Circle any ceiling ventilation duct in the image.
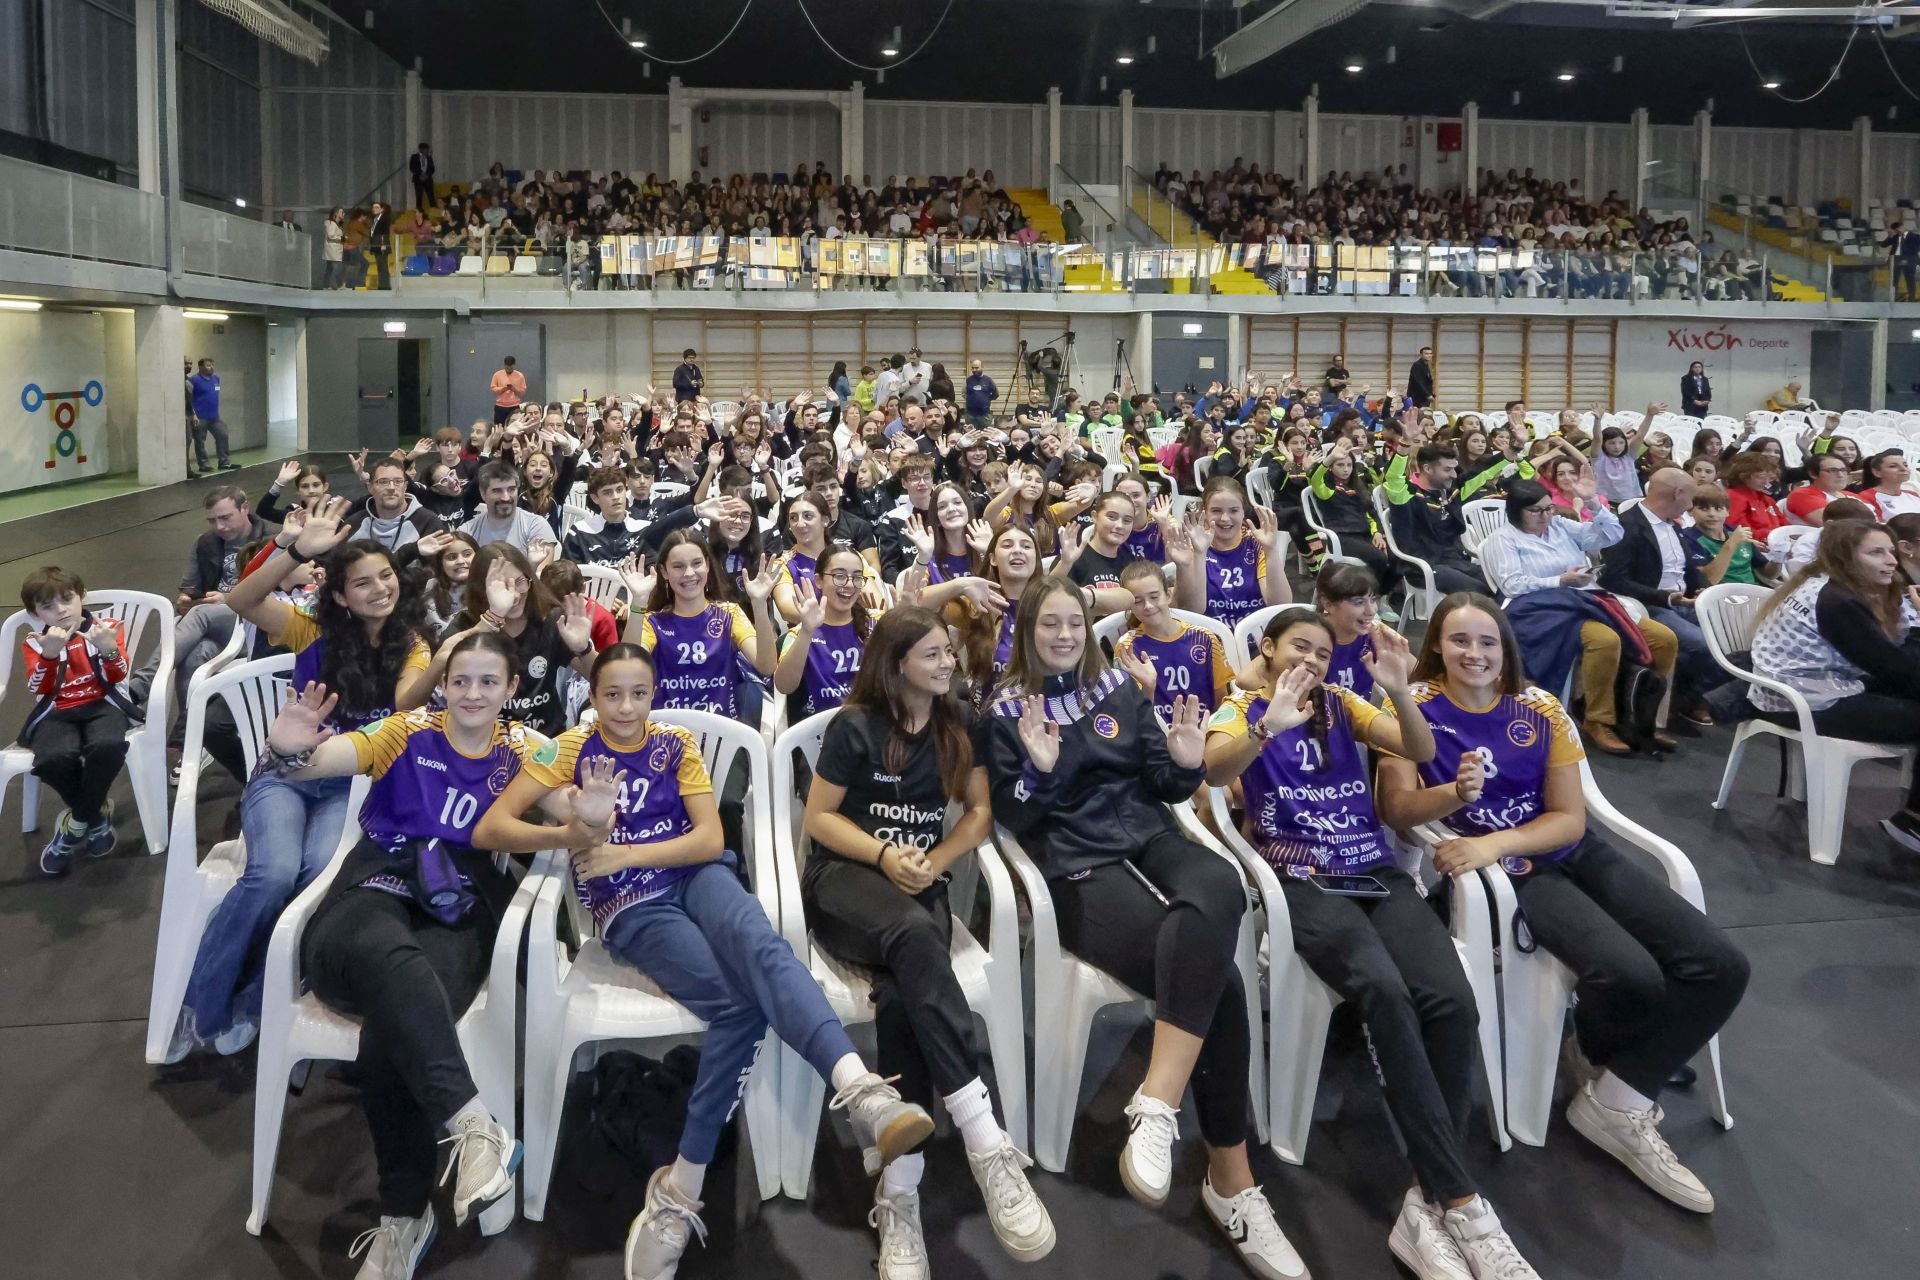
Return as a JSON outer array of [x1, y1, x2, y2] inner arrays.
[[198, 0, 330, 65]]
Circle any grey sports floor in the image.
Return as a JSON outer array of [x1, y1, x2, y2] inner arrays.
[[2, 460, 1915, 1279]]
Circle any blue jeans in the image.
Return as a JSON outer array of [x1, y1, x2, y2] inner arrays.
[[602, 859, 855, 1164], [1649, 603, 1728, 694], [181, 771, 354, 1036]]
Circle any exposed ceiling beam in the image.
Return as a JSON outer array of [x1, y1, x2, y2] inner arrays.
[[1211, 0, 1373, 77], [1469, 0, 1523, 17]]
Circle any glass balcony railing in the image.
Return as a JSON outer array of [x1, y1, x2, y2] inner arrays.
[[0, 154, 163, 268]]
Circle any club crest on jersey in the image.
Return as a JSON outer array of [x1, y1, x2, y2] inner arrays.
[[527, 655, 549, 680], [1189, 639, 1210, 664], [1092, 713, 1120, 739], [487, 764, 515, 795], [649, 743, 673, 774], [706, 612, 728, 639], [1506, 719, 1538, 748]]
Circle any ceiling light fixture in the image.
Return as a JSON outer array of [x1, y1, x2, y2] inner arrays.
[[881, 46, 899, 56], [234, 197, 248, 207], [0, 299, 44, 311], [1557, 72, 1575, 82], [1117, 55, 1135, 65], [1762, 80, 1780, 89], [384, 321, 407, 336], [183, 310, 229, 321], [1345, 62, 1362, 73], [630, 39, 645, 48]]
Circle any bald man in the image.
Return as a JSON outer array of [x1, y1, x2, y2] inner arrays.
[[1600, 466, 1721, 726]]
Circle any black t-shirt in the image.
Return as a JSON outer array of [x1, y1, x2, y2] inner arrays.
[[827, 509, 878, 553], [1067, 546, 1128, 591], [812, 706, 957, 859], [502, 615, 580, 738]]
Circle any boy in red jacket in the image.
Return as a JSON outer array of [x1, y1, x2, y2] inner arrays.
[[20, 566, 134, 875]]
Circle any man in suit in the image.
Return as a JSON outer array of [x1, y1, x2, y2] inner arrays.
[[1680, 361, 1711, 417], [408, 143, 435, 211], [367, 200, 392, 289], [1408, 345, 1434, 407], [1891, 220, 1920, 301], [1598, 466, 1719, 724]]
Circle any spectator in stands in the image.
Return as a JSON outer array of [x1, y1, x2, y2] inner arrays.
[[562, 465, 649, 565], [1859, 449, 1920, 520], [1383, 443, 1493, 596], [1408, 345, 1434, 408], [1749, 521, 1920, 850], [986, 578, 1304, 1280], [1890, 220, 1920, 301], [461, 459, 554, 553], [347, 457, 446, 551], [1308, 440, 1397, 598], [1480, 475, 1677, 755], [408, 142, 435, 211], [901, 348, 934, 405], [257, 459, 329, 524], [18, 566, 133, 876], [1766, 380, 1813, 413], [187, 358, 238, 473], [1682, 486, 1764, 586], [1598, 468, 1720, 724], [489, 356, 525, 426], [1680, 361, 1712, 417], [1787, 451, 1856, 525], [962, 359, 998, 432], [367, 200, 393, 289], [322, 207, 345, 289], [1719, 451, 1787, 542], [672, 348, 704, 403]]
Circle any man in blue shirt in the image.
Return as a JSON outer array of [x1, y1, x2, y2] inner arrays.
[[187, 358, 238, 472], [963, 359, 997, 432]]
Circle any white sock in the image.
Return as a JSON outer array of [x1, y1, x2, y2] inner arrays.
[[830, 1053, 869, 1094], [667, 1156, 706, 1201], [447, 1095, 490, 1133], [1594, 1069, 1656, 1114], [942, 1077, 1002, 1156], [880, 1152, 924, 1197]]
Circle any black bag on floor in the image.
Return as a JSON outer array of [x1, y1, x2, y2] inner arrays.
[[571, 1045, 731, 1197], [1612, 661, 1668, 754]]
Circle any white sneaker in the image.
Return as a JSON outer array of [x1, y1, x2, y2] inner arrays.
[[1566, 1079, 1715, 1213], [626, 1165, 708, 1280], [348, 1207, 436, 1280], [1201, 1177, 1310, 1279], [828, 1073, 935, 1171], [213, 1015, 258, 1057], [1388, 1188, 1472, 1280], [869, 1187, 931, 1280], [436, 1109, 520, 1226], [967, 1136, 1056, 1261], [1119, 1091, 1179, 1207], [1440, 1197, 1541, 1280]]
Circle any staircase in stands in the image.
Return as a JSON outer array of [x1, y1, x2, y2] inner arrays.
[[1006, 188, 1124, 292], [1125, 188, 1271, 295]]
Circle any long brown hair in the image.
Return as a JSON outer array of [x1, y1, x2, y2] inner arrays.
[[1758, 520, 1903, 637], [1413, 591, 1528, 696], [646, 528, 733, 613], [449, 542, 556, 631], [843, 606, 972, 798], [956, 525, 1037, 679], [996, 575, 1106, 697]]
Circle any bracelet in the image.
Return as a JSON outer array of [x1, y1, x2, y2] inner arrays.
[[480, 611, 505, 631], [1248, 719, 1274, 743], [285, 546, 315, 566], [267, 744, 317, 775], [874, 842, 895, 868]]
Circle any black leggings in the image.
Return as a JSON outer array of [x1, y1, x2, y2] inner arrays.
[[1336, 539, 1403, 596], [1049, 831, 1251, 1148], [803, 856, 978, 1106], [1760, 689, 1920, 808], [1514, 838, 1748, 1100], [303, 886, 493, 1217], [28, 701, 129, 825], [1283, 867, 1478, 1202]]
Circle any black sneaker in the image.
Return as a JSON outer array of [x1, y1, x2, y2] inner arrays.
[[1881, 811, 1920, 854], [86, 799, 117, 857], [40, 814, 82, 877]]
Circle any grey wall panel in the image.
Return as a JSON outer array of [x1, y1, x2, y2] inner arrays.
[[0, 0, 34, 139], [1591, 124, 1635, 200], [863, 100, 1040, 187], [428, 92, 668, 181], [1481, 119, 1587, 190], [178, 60, 260, 204], [1320, 113, 1405, 179], [1060, 105, 1115, 185], [266, 87, 404, 210], [177, 0, 256, 80], [1712, 126, 1795, 202], [1134, 108, 1271, 181], [43, 0, 139, 170], [695, 102, 838, 178]]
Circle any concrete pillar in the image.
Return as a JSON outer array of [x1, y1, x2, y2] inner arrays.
[[259, 41, 275, 212], [1854, 115, 1873, 214], [1583, 125, 1597, 200], [405, 68, 424, 169], [841, 80, 864, 181], [1047, 86, 1062, 200], [1130, 312, 1153, 395], [1118, 89, 1135, 184], [1869, 317, 1888, 412], [1270, 110, 1287, 181], [1631, 107, 1650, 210], [135, 304, 189, 487], [134, 0, 166, 196], [1304, 92, 1321, 187], [1695, 107, 1713, 231], [1463, 101, 1479, 198], [667, 77, 692, 177]]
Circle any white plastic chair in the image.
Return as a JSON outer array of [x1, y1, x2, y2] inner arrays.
[[144, 654, 295, 1064], [1372, 487, 1440, 628], [1300, 489, 1344, 560], [1198, 790, 1508, 1163], [1245, 464, 1276, 511], [0, 590, 175, 855], [1147, 426, 1179, 451], [1193, 456, 1214, 491], [769, 712, 1028, 1197], [1696, 582, 1912, 865], [1461, 499, 1506, 559], [993, 817, 1268, 1174], [563, 481, 592, 520], [576, 562, 629, 610], [1232, 604, 1290, 667], [518, 709, 784, 1217], [248, 777, 532, 1236], [1478, 758, 1732, 1145], [1095, 607, 1237, 672]]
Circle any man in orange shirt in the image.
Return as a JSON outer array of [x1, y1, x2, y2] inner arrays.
[[490, 355, 526, 425]]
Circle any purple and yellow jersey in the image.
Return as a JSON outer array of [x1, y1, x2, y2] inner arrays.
[[1204, 533, 1268, 627], [777, 618, 867, 717], [1114, 621, 1234, 720], [632, 603, 756, 716], [348, 709, 544, 847]]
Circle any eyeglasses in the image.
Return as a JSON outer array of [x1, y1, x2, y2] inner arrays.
[[821, 570, 863, 586]]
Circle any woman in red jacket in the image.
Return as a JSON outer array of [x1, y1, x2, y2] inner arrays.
[[1719, 451, 1787, 542]]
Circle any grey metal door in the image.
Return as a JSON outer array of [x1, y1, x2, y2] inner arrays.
[[450, 320, 546, 432], [357, 338, 399, 450]]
